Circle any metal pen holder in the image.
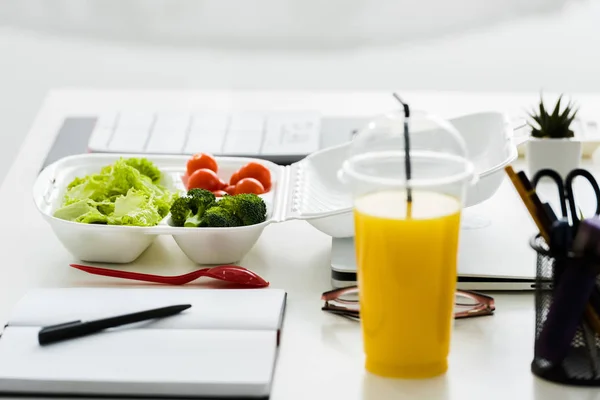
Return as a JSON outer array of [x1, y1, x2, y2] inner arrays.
[[530, 234, 600, 386]]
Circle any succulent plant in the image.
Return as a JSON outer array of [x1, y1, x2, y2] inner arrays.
[[528, 95, 579, 139]]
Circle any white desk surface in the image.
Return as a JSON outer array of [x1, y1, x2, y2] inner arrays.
[[4, 89, 600, 400]]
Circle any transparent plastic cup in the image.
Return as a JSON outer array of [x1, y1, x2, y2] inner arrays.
[[339, 108, 476, 379]]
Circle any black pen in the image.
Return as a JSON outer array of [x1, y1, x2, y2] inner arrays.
[[38, 304, 191, 345]]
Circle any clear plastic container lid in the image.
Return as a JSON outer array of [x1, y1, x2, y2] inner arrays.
[[340, 108, 476, 197]]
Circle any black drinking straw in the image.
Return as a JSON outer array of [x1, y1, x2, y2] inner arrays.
[[392, 93, 412, 203]]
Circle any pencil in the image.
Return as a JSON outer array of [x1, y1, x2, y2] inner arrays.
[[505, 166, 550, 242], [517, 171, 553, 234]]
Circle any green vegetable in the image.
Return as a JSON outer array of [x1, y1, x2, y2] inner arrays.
[[107, 189, 163, 226], [170, 197, 194, 227], [53, 199, 109, 224], [124, 158, 162, 183], [174, 189, 216, 227], [169, 189, 266, 228], [53, 158, 174, 226], [217, 193, 267, 226], [202, 207, 242, 228], [183, 213, 204, 228], [187, 189, 217, 215]]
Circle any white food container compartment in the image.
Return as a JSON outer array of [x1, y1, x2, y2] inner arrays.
[[33, 154, 283, 264], [168, 221, 272, 265], [33, 155, 168, 263], [154, 157, 283, 264]]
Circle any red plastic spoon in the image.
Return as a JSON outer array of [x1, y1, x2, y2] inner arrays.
[[70, 264, 269, 288]]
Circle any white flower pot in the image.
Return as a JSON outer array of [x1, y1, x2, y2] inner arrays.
[[525, 138, 582, 179]]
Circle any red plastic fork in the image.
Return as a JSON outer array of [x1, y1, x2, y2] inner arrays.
[[70, 264, 269, 288]]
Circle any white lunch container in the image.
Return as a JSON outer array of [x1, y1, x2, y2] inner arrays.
[[33, 111, 518, 264], [33, 155, 284, 264]]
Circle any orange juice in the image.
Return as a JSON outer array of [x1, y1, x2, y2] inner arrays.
[[354, 189, 462, 378]]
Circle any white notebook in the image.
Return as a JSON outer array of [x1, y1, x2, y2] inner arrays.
[[0, 287, 287, 398]]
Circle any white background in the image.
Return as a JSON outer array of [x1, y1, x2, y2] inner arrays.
[[0, 0, 598, 180]]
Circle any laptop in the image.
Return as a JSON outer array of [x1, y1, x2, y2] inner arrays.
[[42, 111, 368, 168]]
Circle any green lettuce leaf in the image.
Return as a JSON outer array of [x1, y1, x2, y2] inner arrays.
[[53, 158, 174, 226], [108, 208, 162, 227], [53, 200, 109, 224], [109, 189, 162, 226], [124, 158, 162, 183]]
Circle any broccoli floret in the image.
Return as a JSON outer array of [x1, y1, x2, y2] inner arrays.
[[187, 188, 210, 198], [169, 197, 193, 227], [187, 188, 216, 214], [217, 193, 267, 226], [183, 212, 204, 227], [171, 191, 266, 228], [202, 207, 243, 227], [181, 189, 217, 227]]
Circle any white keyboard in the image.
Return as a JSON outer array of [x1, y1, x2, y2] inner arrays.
[[88, 111, 322, 157]]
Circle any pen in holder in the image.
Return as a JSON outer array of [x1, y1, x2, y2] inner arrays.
[[530, 234, 600, 385]]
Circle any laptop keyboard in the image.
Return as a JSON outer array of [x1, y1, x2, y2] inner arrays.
[[88, 111, 322, 156]]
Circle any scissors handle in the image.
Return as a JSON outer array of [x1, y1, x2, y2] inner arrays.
[[532, 169, 569, 218], [565, 168, 600, 227]]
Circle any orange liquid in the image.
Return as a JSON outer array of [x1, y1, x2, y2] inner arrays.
[[354, 189, 461, 378]]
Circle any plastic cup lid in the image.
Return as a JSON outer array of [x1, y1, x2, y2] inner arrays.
[[340, 109, 476, 188]]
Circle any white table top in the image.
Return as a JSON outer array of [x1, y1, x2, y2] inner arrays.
[[4, 89, 600, 399]]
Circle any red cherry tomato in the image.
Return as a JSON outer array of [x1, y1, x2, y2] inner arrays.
[[188, 168, 221, 191], [235, 177, 265, 195], [181, 172, 189, 189], [229, 171, 241, 186], [224, 185, 236, 195], [238, 162, 272, 191], [213, 190, 228, 197], [187, 153, 218, 176], [218, 178, 228, 189]]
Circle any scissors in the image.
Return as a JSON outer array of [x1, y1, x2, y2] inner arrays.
[[531, 168, 600, 232]]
